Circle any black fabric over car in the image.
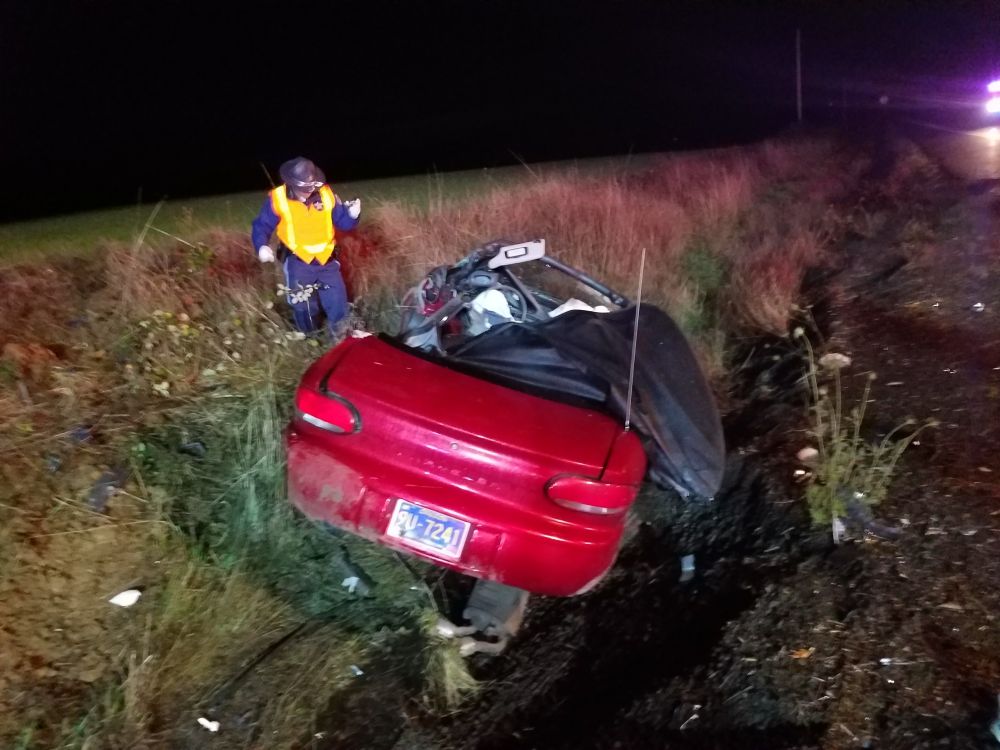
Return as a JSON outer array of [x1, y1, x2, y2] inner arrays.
[[446, 305, 726, 500]]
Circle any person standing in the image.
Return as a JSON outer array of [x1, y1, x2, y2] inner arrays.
[[251, 156, 361, 335]]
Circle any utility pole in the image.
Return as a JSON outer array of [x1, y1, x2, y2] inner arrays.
[[796, 28, 803, 124]]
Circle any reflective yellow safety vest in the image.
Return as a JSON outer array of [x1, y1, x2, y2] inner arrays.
[[270, 184, 338, 265]]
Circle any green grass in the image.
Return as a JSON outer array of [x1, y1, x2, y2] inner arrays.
[[132, 367, 428, 623], [0, 155, 656, 263]]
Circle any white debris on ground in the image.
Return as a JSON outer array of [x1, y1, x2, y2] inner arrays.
[[197, 717, 220, 732], [341, 576, 360, 594], [679, 554, 696, 583], [832, 517, 847, 545], [108, 589, 142, 608], [434, 618, 477, 639]]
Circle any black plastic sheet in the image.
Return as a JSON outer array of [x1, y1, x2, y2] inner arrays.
[[447, 306, 726, 499]]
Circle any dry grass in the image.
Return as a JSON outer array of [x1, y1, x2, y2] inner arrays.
[[122, 559, 299, 736], [420, 611, 481, 711], [355, 137, 856, 349]]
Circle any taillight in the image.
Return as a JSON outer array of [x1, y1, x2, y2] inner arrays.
[[545, 475, 638, 515], [294, 388, 360, 434]]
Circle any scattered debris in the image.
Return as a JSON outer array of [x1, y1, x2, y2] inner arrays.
[[178, 441, 207, 458], [937, 602, 964, 611], [88, 467, 128, 512], [972, 302, 985, 312], [197, 717, 220, 733], [333, 548, 374, 597], [679, 708, 701, 730], [819, 352, 852, 370], [979, 466, 993, 473], [679, 554, 696, 583], [350, 329, 373, 338], [878, 657, 918, 667], [886, 381, 904, 387], [843, 492, 902, 539], [790, 647, 815, 659], [435, 618, 477, 639], [109, 589, 142, 608], [349, 665, 364, 677], [832, 517, 847, 545], [457, 636, 508, 657]]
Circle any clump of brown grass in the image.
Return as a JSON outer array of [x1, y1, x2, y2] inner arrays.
[[728, 228, 825, 335], [420, 610, 481, 712]]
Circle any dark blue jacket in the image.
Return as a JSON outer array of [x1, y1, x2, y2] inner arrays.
[[251, 189, 360, 252]]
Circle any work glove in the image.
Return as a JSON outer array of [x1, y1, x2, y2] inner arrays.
[[345, 198, 361, 220], [257, 245, 275, 263]]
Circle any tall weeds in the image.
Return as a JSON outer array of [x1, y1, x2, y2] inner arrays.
[[798, 333, 933, 526], [354, 137, 854, 352]]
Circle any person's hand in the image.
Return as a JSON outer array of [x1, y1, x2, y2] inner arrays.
[[257, 245, 275, 263], [345, 198, 361, 220]]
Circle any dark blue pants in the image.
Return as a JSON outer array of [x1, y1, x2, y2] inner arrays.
[[282, 254, 349, 335]]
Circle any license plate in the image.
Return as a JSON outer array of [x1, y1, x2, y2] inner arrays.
[[386, 499, 471, 560]]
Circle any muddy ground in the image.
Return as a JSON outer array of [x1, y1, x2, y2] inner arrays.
[[319, 139, 1000, 750], [2, 135, 999, 749]]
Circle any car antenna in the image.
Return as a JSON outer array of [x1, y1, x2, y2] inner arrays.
[[624, 247, 645, 432]]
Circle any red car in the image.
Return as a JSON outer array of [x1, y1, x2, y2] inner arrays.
[[286, 240, 724, 643]]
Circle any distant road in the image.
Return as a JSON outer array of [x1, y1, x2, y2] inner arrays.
[[906, 115, 1000, 182]]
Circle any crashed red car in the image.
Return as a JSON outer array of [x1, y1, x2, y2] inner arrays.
[[286, 240, 724, 636]]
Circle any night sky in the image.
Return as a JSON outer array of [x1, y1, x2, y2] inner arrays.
[[2, 1, 998, 221]]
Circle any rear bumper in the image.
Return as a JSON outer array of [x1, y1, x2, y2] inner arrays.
[[286, 427, 625, 596]]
